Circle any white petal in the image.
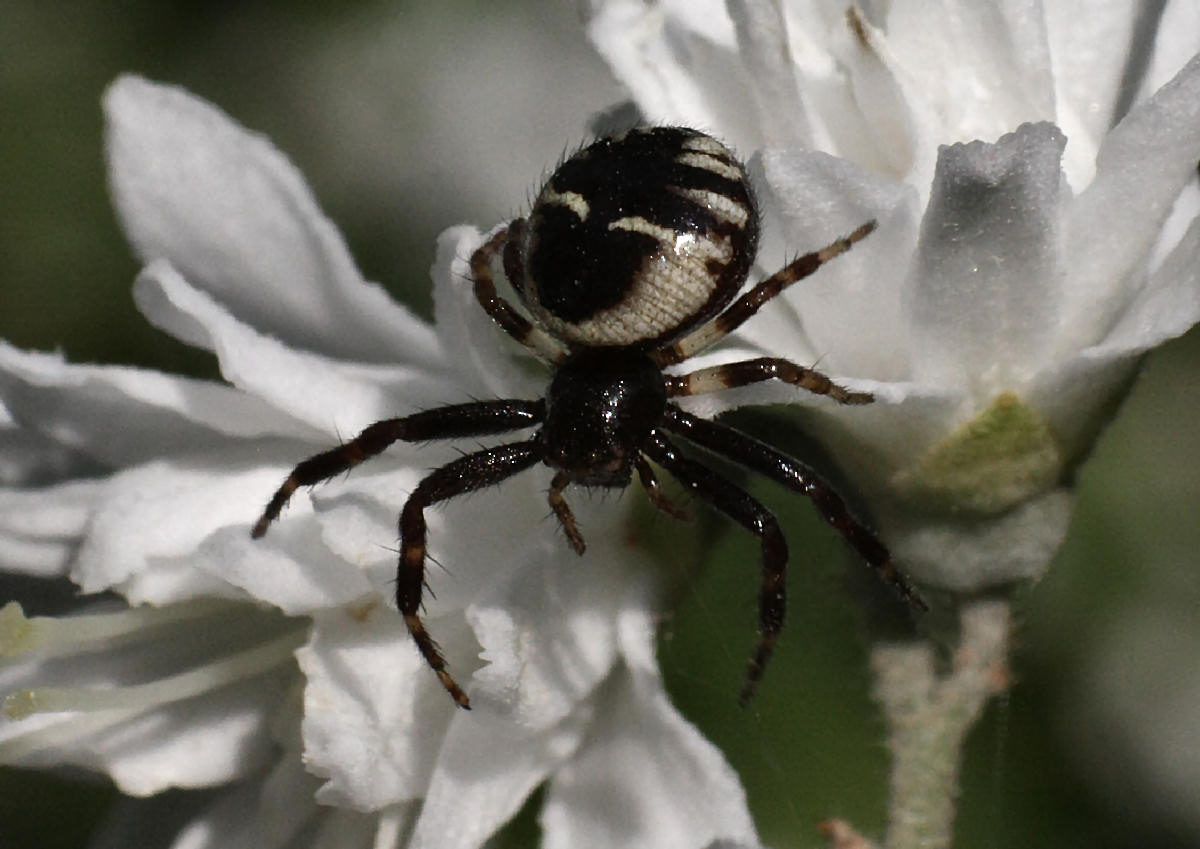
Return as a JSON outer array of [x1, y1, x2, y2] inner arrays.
[[541, 603, 757, 849], [1060, 52, 1200, 355], [883, 0, 1056, 145], [904, 122, 1068, 393], [135, 262, 451, 436], [1029, 216, 1200, 458], [826, 8, 923, 179], [466, 508, 642, 726], [103, 75, 441, 368], [298, 609, 452, 810], [409, 707, 590, 849], [1044, 2, 1137, 169], [165, 756, 324, 849], [726, 0, 812, 145], [0, 341, 304, 469], [1135, 2, 1200, 105], [103, 679, 283, 796], [585, 0, 768, 156], [71, 463, 283, 604], [196, 522, 374, 616], [0, 616, 294, 796], [1099, 214, 1200, 355], [754, 147, 923, 380], [0, 481, 97, 577]]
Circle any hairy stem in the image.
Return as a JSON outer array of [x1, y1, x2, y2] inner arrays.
[[879, 599, 1011, 848], [822, 599, 1012, 849]]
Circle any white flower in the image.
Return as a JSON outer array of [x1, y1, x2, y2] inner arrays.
[[0, 76, 758, 849], [586, 0, 1200, 590]]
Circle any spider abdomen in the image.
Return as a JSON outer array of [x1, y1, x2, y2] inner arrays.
[[507, 127, 760, 349]]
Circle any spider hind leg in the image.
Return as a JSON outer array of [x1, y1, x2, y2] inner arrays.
[[398, 440, 543, 709], [642, 433, 788, 706]]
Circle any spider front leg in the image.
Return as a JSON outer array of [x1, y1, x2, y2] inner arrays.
[[665, 357, 873, 405], [399, 441, 543, 708], [642, 433, 788, 706], [635, 455, 690, 521], [663, 406, 926, 611], [653, 220, 876, 366], [251, 399, 544, 538], [548, 471, 586, 554], [471, 223, 567, 364]]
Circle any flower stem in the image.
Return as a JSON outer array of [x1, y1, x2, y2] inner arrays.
[[870, 599, 1011, 849]]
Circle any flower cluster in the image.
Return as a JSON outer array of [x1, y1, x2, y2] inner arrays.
[[588, 0, 1200, 590]]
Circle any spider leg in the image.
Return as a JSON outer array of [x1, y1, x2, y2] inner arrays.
[[662, 405, 926, 611], [252, 399, 544, 538], [635, 455, 690, 521], [471, 223, 568, 364], [665, 356, 873, 405], [400, 440, 543, 708], [548, 471, 586, 554], [652, 220, 876, 366], [642, 433, 788, 706]]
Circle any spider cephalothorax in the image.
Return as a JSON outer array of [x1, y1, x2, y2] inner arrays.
[[253, 126, 924, 709]]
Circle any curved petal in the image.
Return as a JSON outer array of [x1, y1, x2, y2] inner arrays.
[[1061, 52, 1200, 354], [1045, 2, 1137, 167], [104, 75, 441, 368], [0, 481, 98, 577], [883, 0, 1056, 147], [0, 341, 304, 470], [298, 609, 451, 811], [135, 261, 452, 436], [585, 0, 769, 157], [0, 605, 297, 796], [71, 463, 285, 604], [409, 707, 590, 849], [541, 601, 758, 849], [755, 147, 923, 380]]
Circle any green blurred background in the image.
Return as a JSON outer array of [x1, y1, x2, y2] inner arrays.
[[2, 2, 1199, 847]]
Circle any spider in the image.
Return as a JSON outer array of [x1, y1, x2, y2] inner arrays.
[[252, 126, 925, 709]]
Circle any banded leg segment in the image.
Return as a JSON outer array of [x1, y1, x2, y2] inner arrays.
[[399, 440, 543, 708], [548, 471, 586, 554], [653, 220, 876, 366], [471, 223, 567, 364], [642, 433, 788, 706], [663, 405, 926, 611], [635, 455, 690, 521], [252, 399, 544, 538], [665, 357, 873, 404]]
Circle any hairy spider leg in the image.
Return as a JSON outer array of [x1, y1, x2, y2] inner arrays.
[[634, 455, 690, 521], [251, 400, 545, 538], [663, 406, 926, 612], [547, 471, 586, 554], [652, 220, 877, 366], [642, 433, 788, 707], [664, 356, 873, 405], [471, 223, 568, 363], [399, 441, 543, 709]]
